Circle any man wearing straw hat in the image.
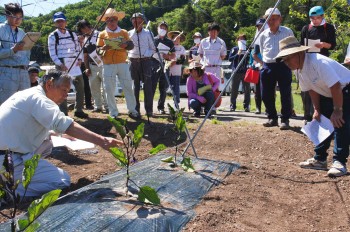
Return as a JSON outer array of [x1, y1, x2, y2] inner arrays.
[[128, 12, 157, 117], [96, 8, 139, 119], [275, 36, 350, 177], [253, 8, 294, 130]]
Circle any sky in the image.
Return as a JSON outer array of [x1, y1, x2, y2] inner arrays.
[[1, 0, 84, 17]]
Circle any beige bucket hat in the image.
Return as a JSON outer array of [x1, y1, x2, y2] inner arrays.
[[275, 36, 310, 62]]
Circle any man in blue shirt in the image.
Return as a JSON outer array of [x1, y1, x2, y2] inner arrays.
[[0, 3, 30, 105]]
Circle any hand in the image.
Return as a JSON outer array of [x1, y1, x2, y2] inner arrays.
[[344, 57, 350, 65], [60, 64, 68, 71], [85, 68, 91, 76], [12, 41, 25, 53], [162, 53, 169, 60], [330, 109, 345, 128], [119, 43, 127, 49], [315, 43, 323, 49], [101, 137, 123, 151], [312, 109, 321, 122]]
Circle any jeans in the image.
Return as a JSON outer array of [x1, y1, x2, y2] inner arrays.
[[89, 64, 107, 110], [230, 72, 250, 109], [170, 75, 180, 105], [189, 91, 215, 115], [314, 86, 350, 164], [255, 79, 262, 111], [102, 63, 137, 117], [260, 62, 292, 121]]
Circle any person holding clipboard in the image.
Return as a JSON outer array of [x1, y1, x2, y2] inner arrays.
[[0, 3, 30, 105]]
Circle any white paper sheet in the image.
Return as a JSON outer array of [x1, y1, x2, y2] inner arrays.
[[51, 136, 95, 151], [153, 43, 170, 61], [301, 115, 334, 146], [88, 50, 103, 67], [64, 57, 82, 77], [305, 38, 321, 53]]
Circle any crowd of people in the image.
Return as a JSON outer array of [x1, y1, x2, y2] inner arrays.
[[0, 2, 349, 199]]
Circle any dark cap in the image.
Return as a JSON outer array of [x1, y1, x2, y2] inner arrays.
[[131, 12, 145, 21], [256, 18, 266, 26], [28, 66, 40, 73], [158, 21, 168, 29]]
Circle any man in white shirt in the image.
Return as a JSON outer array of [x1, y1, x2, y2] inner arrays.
[[275, 36, 350, 177], [128, 12, 156, 117], [0, 70, 122, 197], [48, 12, 87, 118]]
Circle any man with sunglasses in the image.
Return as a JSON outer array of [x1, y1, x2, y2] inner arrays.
[[0, 3, 30, 105], [96, 8, 139, 119]]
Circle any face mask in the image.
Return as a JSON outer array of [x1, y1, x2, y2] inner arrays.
[[158, 28, 167, 37], [194, 38, 201, 44]]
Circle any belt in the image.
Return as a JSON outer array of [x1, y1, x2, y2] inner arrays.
[[206, 65, 220, 67], [0, 65, 28, 70], [129, 57, 153, 62], [90, 62, 97, 66]]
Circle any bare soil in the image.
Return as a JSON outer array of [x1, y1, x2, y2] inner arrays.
[[2, 104, 350, 231]]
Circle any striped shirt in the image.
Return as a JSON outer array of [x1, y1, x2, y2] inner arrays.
[[0, 22, 30, 66], [128, 28, 156, 58], [48, 29, 82, 66], [257, 26, 294, 63]]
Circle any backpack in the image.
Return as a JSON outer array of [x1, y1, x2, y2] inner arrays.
[[53, 30, 76, 55]]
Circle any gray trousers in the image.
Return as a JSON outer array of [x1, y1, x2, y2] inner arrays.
[[230, 72, 250, 109]]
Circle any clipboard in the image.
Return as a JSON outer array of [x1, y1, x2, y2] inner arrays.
[[21, 32, 41, 50]]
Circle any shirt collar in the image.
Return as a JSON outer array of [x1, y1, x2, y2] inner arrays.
[[106, 26, 121, 33]]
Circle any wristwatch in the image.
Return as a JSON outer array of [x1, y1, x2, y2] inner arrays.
[[333, 106, 343, 111]]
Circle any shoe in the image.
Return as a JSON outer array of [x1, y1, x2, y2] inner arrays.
[[244, 108, 250, 112], [158, 109, 166, 114], [255, 110, 261, 114], [92, 108, 102, 113], [327, 161, 347, 177], [263, 119, 278, 127], [280, 120, 290, 130], [128, 112, 141, 120], [192, 112, 200, 117], [146, 112, 153, 118], [299, 158, 327, 170], [74, 111, 89, 119], [230, 105, 235, 112], [86, 105, 94, 110], [211, 110, 217, 115], [291, 110, 298, 119], [104, 109, 109, 114]]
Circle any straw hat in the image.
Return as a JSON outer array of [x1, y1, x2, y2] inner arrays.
[[96, 8, 125, 22], [188, 61, 203, 70], [275, 36, 310, 62], [167, 31, 186, 42]]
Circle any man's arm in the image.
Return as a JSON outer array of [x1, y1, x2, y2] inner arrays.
[[329, 82, 344, 128], [65, 121, 123, 150]]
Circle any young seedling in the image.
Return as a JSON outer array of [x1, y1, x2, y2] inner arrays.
[[150, 104, 194, 172], [0, 152, 61, 232], [107, 116, 160, 205]]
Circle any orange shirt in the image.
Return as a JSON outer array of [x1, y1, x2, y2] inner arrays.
[[97, 29, 130, 64]]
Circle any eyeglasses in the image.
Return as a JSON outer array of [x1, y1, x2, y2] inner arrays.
[[7, 14, 23, 21], [106, 18, 118, 23]]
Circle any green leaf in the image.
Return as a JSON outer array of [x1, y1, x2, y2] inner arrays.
[[18, 219, 29, 230], [133, 123, 144, 148], [175, 110, 186, 133], [22, 154, 41, 189], [107, 116, 126, 139], [24, 222, 40, 232], [27, 189, 61, 224], [109, 147, 128, 166], [161, 156, 174, 163], [137, 186, 160, 205], [149, 144, 167, 155], [167, 103, 176, 120], [0, 189, 5, 199], [181, 157, 195, 172]]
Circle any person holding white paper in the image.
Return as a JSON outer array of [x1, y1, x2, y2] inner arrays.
[[275, 36, 350, 177], [300, 6, 336, 124], [48, 12, 87, 118], [0, 70, 122, 198], [0, 3, 30, 105]]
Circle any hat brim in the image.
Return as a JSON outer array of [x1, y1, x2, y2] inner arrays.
[[275, 46, 310, 62], [97, 12, 125, 22], [54, 18, 66, 22], [168, 32, 185, 42]]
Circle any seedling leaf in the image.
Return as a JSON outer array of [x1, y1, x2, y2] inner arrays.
[[18, 219, 29, 230], [161, 156, 174, 163], [149, 144, 167, 155], [22, 154, 41, 189], [107, 116, 126, 139], [138, 186, 160, 205], [133, 123, 144, 148], [110, 147, 128, 166], [23, 222, 40, 232], [167, 103, 176, 120], [175, 111, 186, 133], [181, 157, 195, 172]]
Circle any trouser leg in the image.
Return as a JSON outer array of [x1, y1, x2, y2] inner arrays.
[[73, 75, 85, 112], [261, 65, 277, 120], [102, 64, 119, 117], [116, 63, 137, 114]]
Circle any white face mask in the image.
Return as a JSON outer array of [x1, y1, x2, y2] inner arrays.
[[158, 28, 167, 37], [194, 38, 201, 44]]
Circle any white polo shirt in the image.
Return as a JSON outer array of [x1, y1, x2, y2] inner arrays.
[[0, 86, 73, 153], [198, 36, 227, 66], [296, 53, 350, 98]]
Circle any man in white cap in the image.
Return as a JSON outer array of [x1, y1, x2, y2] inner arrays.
[[275, 36, 350, 177], [189, 32, 202, 62], [253, 8, 294, 130]]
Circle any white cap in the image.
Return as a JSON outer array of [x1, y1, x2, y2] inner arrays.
[[264, 7, 281, 17]]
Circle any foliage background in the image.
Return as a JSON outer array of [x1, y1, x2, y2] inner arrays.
[[12, 0, 350, 63]]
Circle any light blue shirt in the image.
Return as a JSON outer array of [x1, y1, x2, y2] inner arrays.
[[257, 26, 294, 63], [128, 28, 156, 58], [198, 36, 227, 66], [0, 22, 30, 66]]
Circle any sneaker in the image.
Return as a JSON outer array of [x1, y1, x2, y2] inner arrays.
[[104, 109, 109, 114], [263, 119, 278, 127], [211, 110, 217, 115], [158, 109, 166, 114], [255, 110, 261, 114], [280, 120, 290, 130], [92, 108, 102, 113], [86, 105, 94, 110], [244, 108, 250, 112], [327, 161, 347, 177], [230, 105, 236, 112], [74, 111, 89, 119], [299, 158, 327, 170], [128, 112, 141, 120], [192, 112, 200, 117]]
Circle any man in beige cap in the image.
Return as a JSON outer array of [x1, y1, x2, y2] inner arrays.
[[275, 36, 350, 177], [96, 8, 139, 119], [253, 8, 294, 129]]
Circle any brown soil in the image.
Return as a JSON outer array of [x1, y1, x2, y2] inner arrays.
[[2, 108, 350, 231]]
